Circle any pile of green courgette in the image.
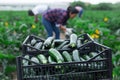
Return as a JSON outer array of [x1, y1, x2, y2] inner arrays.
[[26, 33, 90, 51], [23, 33, 103, 65], [23, 48, 102, 65], [22, 48, 103, 77]]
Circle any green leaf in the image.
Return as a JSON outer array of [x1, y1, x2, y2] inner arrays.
[[5, 65, 16, 74]]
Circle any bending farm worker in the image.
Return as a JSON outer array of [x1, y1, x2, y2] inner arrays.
[[42, 6, 81, 39], [75, 6, 83, 18], [28, 5, 50, 23]]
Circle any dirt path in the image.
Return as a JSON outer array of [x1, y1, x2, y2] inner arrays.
[[12, 72, 17, 80]]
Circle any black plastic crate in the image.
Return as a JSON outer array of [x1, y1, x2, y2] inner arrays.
[[77, 33, 94, 44], [17, 42, 112, 80], [22, 33, 94, 54], [22, 34, 45, 54]]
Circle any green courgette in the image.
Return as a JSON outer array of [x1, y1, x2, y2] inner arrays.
[[72, 49, 81, 62], [31, 38, 36, 46], [26, 44, 31, 51], [23, 55, 29, 66], [49, 48, 64, 63], [62, 51, 72, 62], [61, 44, 70, 50], [34, 42, 43, 50], [80, 57, 85, 61], [89, 52, 102, 60], [57, 40, 69, 49], [69, 33, 77, 48], [82, 55, 91, 60], [31, 57, 39, 65], [54, 39, 64, 47], [48, 56, 56, 64], [43, 37, 54, 49], [37, 54, 47, 64], [77, 38, 82, 48]]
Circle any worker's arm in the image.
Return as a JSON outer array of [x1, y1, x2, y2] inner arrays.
[[60, 25, 66, 32], [34, 14, 39, 23]]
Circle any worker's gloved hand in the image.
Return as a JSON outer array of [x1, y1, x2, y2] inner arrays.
[[65, 28, 75, 35], [65, 28, 75, 39], [59, 25, 66, 32]]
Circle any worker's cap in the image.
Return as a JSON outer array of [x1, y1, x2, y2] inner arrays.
[[28, 10, 34, 16]]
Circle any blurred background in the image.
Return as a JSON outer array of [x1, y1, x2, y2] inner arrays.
[[0, 0, 120, 80]]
